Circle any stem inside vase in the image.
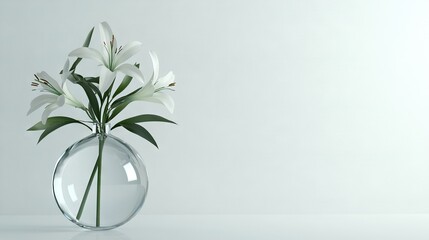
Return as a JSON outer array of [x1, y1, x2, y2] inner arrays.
[[75, 128, 106, 227], [96, 136, 105, 226]]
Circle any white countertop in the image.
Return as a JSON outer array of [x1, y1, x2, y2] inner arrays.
[[1, 214, 429, 240]]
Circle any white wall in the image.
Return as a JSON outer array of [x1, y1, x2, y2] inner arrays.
[[1, 0, 429, 215]]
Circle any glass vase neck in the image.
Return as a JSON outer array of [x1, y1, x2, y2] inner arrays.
[[92, 123, 111, 135]]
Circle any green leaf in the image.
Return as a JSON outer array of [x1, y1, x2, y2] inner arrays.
[[108, 102, 129, 122], [74, 75, 101, 121], [73, 74, 102, 99], [85, 77, 99, 84], [112, 63, 140, 99], [103, 80, 115, 102], [112, 75, 132, 99], [119, 123, 158, 148], [87, 103, 97, 120], [86, 81, 102, 99], [27, 117, 91, 143], [110, 87, 141, 109], [27, 121, 48, 131], [70, 27, 95, 71], [108, 87, 143, 121], [112, 114, 176, 129], [82, 27, 95, 47]]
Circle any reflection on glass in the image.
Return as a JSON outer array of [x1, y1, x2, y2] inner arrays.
[[67, 184, 78, 202], [54, 179, 65, 206], [53, 133, 148, 230], [123, 162, 137, 182]]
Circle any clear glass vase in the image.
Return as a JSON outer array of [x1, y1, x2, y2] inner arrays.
[[52, 123, 149, 230]]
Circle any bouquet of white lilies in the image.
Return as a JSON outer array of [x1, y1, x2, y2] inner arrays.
[[27, 22, 176, 228], [27, 21, 176, 146]]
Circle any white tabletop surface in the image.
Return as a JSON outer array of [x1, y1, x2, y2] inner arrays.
[[1, 214, 429, 240]]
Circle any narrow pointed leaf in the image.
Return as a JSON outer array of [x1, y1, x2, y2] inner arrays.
[[112, 63, 140, 99], [82, 27, 95, 48], [27, 116, 90, 143], [112, 114, 176, 129], [88, 104, 97, 120], [103, 80, 115, 101], [112, 75, 132, 99], [28, 121, 48, 131], [70, 56, 83, 72], [70, 27, 95, 71], [86, 81, 102, 99], [75, 76, 101, 121], [85, 77, 99, 83], [108, 102, 129, 122], [110, 87, 141, 108], [119, 123, 158, 148]]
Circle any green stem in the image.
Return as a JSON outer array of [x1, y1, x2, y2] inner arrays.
[[75, 127, 106, 227], [77, 76, 108, 226], [76, 160, 98, 220], [96, 135, 105, 227]]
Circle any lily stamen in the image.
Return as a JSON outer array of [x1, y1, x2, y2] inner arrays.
[[117, 46, 123, 54], [110, 35, 115, 49], [103, 44, 110, 55]]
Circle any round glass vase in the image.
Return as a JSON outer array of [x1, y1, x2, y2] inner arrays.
[[52, 123, 149, 230]]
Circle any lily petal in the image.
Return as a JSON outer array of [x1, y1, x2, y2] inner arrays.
[[63, 81, 85, 109], [61, 59, 71, 83], [38, 71, 63, 94], [148, 92, 175, 113], [99, 67, 116, 93], [154, 71, 175, 90], [133, 83, 155, 100], [41, 95, 65, 124], [114, 41, 142, 67], [126, 83, 155, 107], [69, 47, 107, 66], [99, 21, 114, 47], [149, 51, 159, 83], [27, 94, 57, 115], [116, 63, 144, 83], [128, 84, 174, 113], [99, 21, 115, 62]]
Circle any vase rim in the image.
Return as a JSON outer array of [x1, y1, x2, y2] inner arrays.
[[91, 122, 111, 135]]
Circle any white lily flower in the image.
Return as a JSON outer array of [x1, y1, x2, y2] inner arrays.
[[128, 51, 175, 113], [68, 22, 144, 93], [59, 59, 85, 108], [28, 60, 86, 123], [61, 59, 72, 83], [27, 94, 66, 124], [31, 71, 63, 95], [42, 95, 65, 124]]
